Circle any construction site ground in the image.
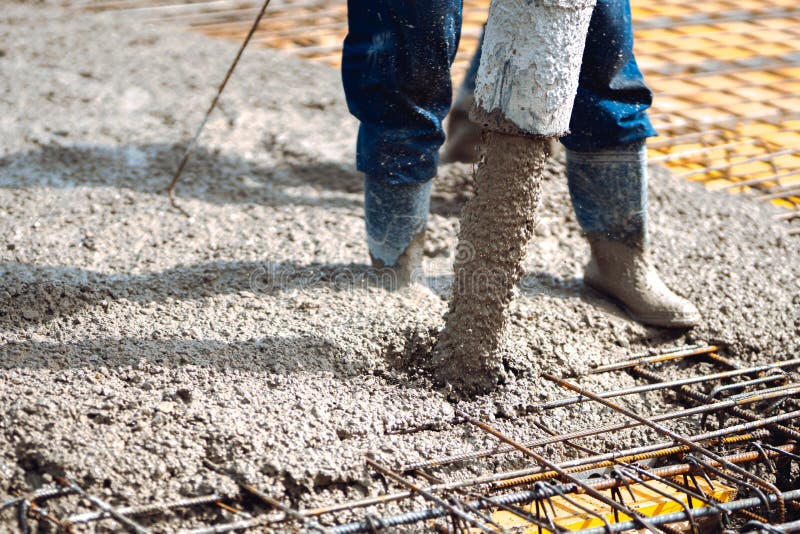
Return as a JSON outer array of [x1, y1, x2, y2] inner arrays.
[[1, 3, 799, 530]]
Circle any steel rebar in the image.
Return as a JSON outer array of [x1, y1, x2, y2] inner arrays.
[[589, 345, 718, 373], [454, 409, 663, 533], [631, 365, 800, 441], [542, 374, 789, 522], [56, 477, 151, 534], [364, 457, 497, 533], [537, 358, 800, 411], [65, 493, 223, 524], [329, 482, 800, 533], [403, 384, 798, 473], [166, 0, 273, 213], [573, 489, 800, 534]]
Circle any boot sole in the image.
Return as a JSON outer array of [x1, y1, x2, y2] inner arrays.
[[584, 278, 701, 329]]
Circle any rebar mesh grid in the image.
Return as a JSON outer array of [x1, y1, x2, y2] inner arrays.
[[3, 344, 799, 532]]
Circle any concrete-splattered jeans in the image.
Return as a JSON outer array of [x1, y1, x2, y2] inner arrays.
[[341, 0, 657, 186]]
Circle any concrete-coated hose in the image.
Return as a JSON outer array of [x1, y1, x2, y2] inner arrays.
[[471, 0, 597, 138]]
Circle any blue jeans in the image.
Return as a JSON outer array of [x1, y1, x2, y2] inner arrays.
[[342, 0, 462, 186], [342, 0, 657, 185]]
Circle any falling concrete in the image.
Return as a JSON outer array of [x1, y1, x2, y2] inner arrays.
[[433, 133, 549, 395]]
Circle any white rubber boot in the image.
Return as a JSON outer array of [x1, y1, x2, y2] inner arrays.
[[584, 239, 701, 328], [441, 93, 482, 164], [567, 142, 701, 328]]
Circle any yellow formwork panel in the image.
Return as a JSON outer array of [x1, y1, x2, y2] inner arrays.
[[763, 131, 800, 147], [688, 74, 750, 89], [648, 79, 702, 96], [484, 478, 736, 533]]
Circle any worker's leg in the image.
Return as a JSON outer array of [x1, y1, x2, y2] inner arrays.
[[563, 0, 700, 327], [560, 0, 656, 151], [342, 0, 461, 285]]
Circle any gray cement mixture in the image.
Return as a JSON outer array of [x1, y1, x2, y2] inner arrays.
[[1, 4, 798, 529]]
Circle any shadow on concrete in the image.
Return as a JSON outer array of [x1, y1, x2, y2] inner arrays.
[[0, 334, 367, 375], [0, 142, 470, 215], [0, 259, 395, 326]]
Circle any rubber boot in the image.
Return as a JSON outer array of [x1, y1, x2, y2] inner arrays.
[[567, 141, 701, 328], [441, 92, 482, 164], [442, 92, 561, 164], [365, 177, 432, 289]]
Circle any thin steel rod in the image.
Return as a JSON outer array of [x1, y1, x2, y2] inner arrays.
[[301, 431, 767, 521], [240, 483, 330, 533], [390, 358, 798, 438], [707, 375, 788, 398], [728, 382, 799, 400], [328, 480, 800, 533], [454, 409, 663, 533], [648, 130, 727, 148], [759, 187, 800, 201], [742, 519, 800, 533], [66, 494, 222, 524], [492, 428, 778, 490], [646, 51, 800, 80], [721, 170, 800, 190], [1, 487, 76, 512], [171, 5, 341, 27], [654, 112, 800, 135], [609, 466, 702, 533], [635, 7, 800, 29], [575, 490, 800, 534], [166, 0, 273, 213], [648, 140, 763, 163], [673, 148, 799, 178], [619, 344, 705, 360], [631, 365, 800, 441], [180, 513, 281, 534], [538, 358, 800, 411], [527, 422, 784, 527], [589, 345, 717, 373], [364, 457, 497, 533], [638, 25, 800, 47], [56, 477, 151, 534], [20, 500, 66, 531], [776, 210, 800, 220], [659, 76, 800, 101]]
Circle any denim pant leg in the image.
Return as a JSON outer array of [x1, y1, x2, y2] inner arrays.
[[561, 0, 657, 151], [342, 0, 462, 186]]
